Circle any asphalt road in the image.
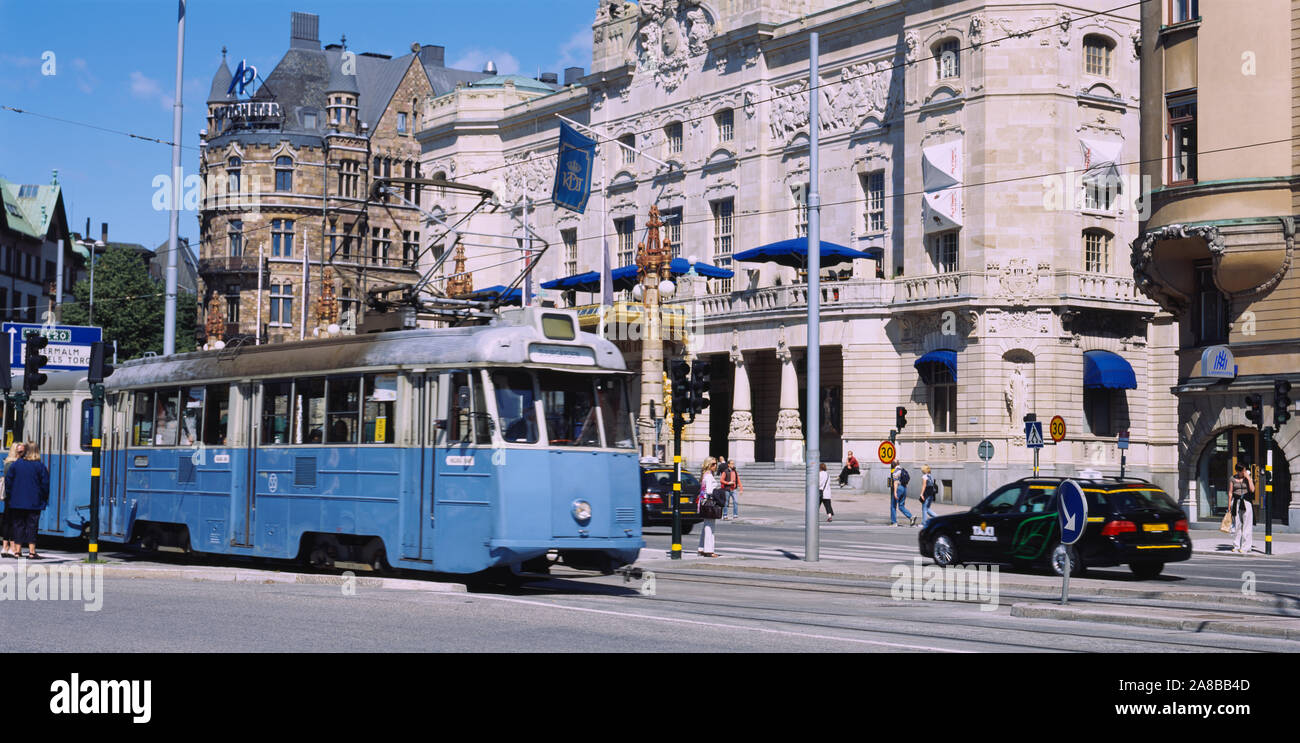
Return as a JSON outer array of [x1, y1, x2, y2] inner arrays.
[[4, 507, 1297, 652], [647, 505, 1300, 596]]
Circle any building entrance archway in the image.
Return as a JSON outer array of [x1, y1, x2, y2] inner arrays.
[[1196, 427, 1291, 525]]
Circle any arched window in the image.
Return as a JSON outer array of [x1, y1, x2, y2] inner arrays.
[[618, 134, 636, 166], [1084, 35, 1115, 77], [714, 108, 734, 144], [1083, 229, 1112, 273], [664, 122, 683, 156], [226, 157, 242, 194], [275, 156, 293, 192], [933, 38, 960, 80]]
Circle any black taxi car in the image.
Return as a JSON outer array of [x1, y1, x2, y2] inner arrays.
[[918, 477, 1191, 579], [641, 465, 703, 532]]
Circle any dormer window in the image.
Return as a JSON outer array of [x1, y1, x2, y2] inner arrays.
[[934, 39, 960, 80], [303, 112, 317, 130]]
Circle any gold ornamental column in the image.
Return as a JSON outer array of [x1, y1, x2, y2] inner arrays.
[[636, 206, 670, 459]]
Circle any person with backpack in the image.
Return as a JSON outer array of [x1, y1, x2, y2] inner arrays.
[[890, 459, 916, 527], [919, 464, 939, 527], [719, 456, 742, 519]]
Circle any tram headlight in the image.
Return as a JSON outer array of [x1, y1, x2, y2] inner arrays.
[[571, 500, 593, 524]]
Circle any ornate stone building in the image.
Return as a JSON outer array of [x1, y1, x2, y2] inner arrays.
[[1132, 0, 1299, 529], [198, 11, 488, 344], [418, 0, 1179, 505]]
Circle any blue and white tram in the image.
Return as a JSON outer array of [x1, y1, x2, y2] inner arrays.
[[4, 308, 644, 574]]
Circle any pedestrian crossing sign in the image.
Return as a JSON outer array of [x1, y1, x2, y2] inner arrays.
[[1025, 421, 1044, 449]]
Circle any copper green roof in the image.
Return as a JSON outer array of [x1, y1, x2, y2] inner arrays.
[[0, 177, 63, 240], [468, 74, 558, 94]]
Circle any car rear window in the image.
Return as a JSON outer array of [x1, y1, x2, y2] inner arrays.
[[1107, 488, 1181, 516], [642, 470, 700, 492]]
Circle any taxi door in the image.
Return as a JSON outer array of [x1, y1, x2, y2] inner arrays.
[[961, 483, 1026, 562]]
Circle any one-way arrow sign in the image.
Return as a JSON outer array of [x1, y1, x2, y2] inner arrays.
[[1058, 479, 1088, 545]]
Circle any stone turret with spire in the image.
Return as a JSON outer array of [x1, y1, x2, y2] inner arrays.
[[207, 47, 233, 134], [326, 35, 360, 134]]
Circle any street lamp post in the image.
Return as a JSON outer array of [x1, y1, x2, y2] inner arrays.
[[76, 239, 106, 325]]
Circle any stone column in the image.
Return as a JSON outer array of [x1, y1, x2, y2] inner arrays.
[[728, 333, 755, 464], [774, 326, 804, 464]]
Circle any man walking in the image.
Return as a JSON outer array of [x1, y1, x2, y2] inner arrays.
[[719, 456, 742, 520]]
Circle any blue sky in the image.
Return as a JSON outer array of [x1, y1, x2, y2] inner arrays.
[[0, 0, 597, 248]]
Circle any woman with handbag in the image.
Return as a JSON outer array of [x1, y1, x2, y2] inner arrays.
[[817, 463, 834, 522], [1, 441, 26, 558], [697, 457, 723, 558], [1230, 463, 1255, 554], [5, 441, 49, 560]]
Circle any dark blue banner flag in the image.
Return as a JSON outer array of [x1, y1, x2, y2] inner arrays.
[[552, 121, 596, 214]]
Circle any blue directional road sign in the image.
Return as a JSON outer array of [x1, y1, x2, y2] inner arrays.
[[1025, 420, 1044, 449], [4, 323, 103, 371], [1057, 479, 1088, 545]]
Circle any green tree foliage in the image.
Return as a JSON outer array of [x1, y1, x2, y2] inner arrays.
[[60, 246, 196, 359]]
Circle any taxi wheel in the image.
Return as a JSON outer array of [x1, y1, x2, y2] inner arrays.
[[933, 534, 958, 566], [1129, 562, 1164, 580], [1050, 542, 1086, 577]]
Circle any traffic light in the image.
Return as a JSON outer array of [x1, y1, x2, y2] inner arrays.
[[691, 358, 712, 413], [669, 359, 690, 413], [896, 405, 907, 431], [1245, 393, 1264, 427], [88, 341, 115, 385], [22, 333, 49, 394], [0, 340, 10, 392], [1275, 379, 1293, 427]]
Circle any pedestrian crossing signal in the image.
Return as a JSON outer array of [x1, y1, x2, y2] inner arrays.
[[896, 406, 907, 431], [1245, 394, 1264, 427]]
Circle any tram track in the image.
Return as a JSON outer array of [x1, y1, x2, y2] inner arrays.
[[502, 567, 1284, 652]]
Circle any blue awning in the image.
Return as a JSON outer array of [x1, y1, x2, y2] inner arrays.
[[1083, 350, 1137, 389], [733, 238, 875, 269], [542, 259, 734, 293], [914, 350, 957, 383], [463, 285, 522, 305]]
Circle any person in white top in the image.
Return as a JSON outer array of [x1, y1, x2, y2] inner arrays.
[[698, 457, 722, 557], [817, 463, 834, 522]]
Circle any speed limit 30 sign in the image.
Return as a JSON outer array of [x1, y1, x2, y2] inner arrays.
[[878, 440, 896, 464], [1049, 415, 1067, 443]]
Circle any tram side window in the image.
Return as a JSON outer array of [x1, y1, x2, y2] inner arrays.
[[596, 376, 635, 449], [492, 369, 538, 444], [153, 388, 181, 446], [539, 371, 601, 447], [363, 373, 396, 444], [80, 399, 96, 451], [295, 378, 326, 444], [204, 384, 230, 446], [327, 376, 360, 444], [180, 387, 204, 446], [448, 372, 473, 443], [262, 381, 292, 444], [132, 391, 155, 446]]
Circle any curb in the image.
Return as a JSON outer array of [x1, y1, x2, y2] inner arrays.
[[1009, 602, 1300, 641], [100, 564, 466, 592]]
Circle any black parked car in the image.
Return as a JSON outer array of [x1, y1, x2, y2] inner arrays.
[[918, 477, 1192, 579], [641, 466, 702, 532]]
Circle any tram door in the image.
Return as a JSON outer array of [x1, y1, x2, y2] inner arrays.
[[402, 373, 435, 561], [102, 394, 129, 538], [232, 382, 257, 547], [430, 370, 495, 572]]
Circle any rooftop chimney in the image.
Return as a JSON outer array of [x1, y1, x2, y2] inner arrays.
[[539, 72, 558, 85], [419, 44, 445, 67], [564, 67, 584, 86], [101, 222, 108, 244], [290, 12, 320, 49]]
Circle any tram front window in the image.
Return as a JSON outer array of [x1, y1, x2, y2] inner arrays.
[[596, 376, 635, 449], [492, 370, 538, 444], [540, 371, 601, 447]]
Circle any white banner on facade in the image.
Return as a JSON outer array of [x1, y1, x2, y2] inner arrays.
[[1078, 137, 1122, 182], [922, 140, 963, 191], [923, 186, 963, 234]]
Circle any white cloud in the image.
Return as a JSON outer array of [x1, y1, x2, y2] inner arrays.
[[130, 71, 173, 110], [553, 27, 593, 74], [450, 48, 520, 75]]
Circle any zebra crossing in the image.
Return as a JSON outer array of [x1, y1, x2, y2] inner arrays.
[[714, 536, 922, 564]]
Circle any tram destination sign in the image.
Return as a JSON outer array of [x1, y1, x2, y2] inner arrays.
[[5, 323, 103, 371]]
